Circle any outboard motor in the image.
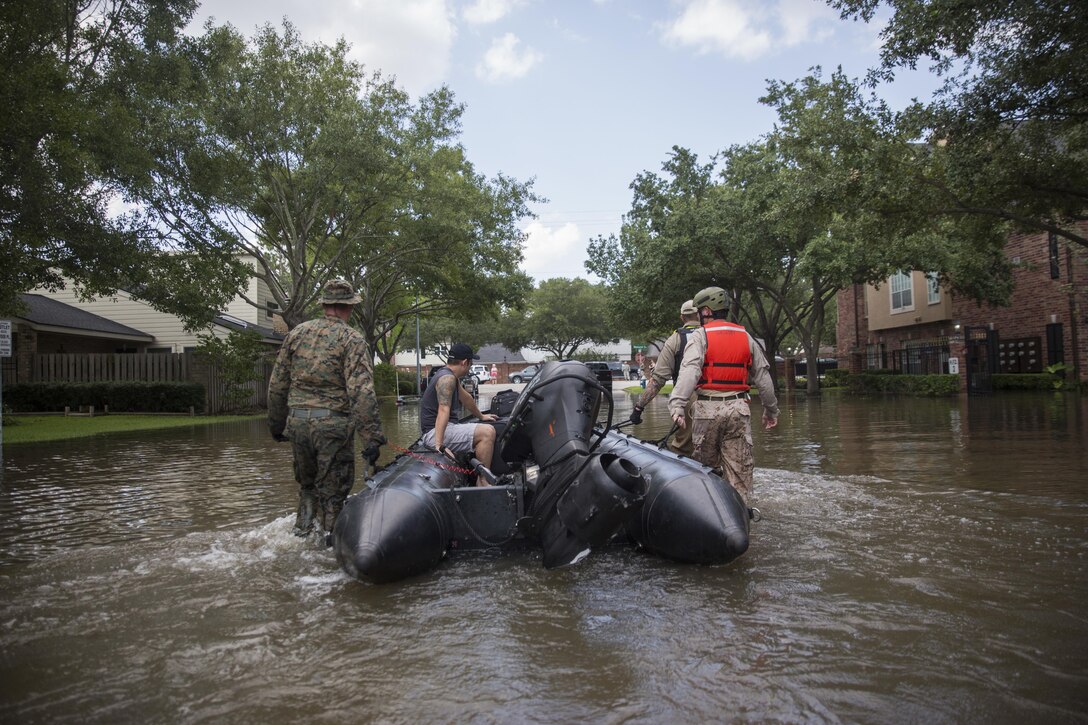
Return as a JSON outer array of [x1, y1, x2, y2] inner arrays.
[[539, 452, 646, 568], [501, 361, 646, 568]]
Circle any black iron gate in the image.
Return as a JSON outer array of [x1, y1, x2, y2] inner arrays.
[[965, 327, 999, 395]]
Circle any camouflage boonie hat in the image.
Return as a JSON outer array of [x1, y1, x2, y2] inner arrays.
[[320, 278, 361, 305]]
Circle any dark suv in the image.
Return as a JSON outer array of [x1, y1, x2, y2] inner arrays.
[[584, 361, 623, 385]]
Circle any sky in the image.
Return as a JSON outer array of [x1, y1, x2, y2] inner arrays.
[[187, 0, 942, 283]]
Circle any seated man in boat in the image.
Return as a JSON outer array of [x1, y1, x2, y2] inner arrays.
[[420, 343, 499, 482]]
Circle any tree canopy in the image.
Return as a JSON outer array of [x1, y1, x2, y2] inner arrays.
[[496, 278, 615, 360], [0, 0, 246, 324], [831, 0, 1088, 249], [129, 22, 537, 354]]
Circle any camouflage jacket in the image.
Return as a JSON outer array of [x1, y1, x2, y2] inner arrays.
[[268, 315, 383, 442]]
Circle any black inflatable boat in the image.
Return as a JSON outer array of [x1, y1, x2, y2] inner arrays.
[[332, 360, 752, 583]]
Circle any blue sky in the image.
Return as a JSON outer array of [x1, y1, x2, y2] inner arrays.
[[189, 0, 942, 283]]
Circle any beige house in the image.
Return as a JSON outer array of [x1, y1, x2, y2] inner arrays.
[[1, 257, 283, 385]]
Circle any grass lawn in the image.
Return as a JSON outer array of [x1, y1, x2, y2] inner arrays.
[[2, 414, 264, 444], [622, 383, 672, 394]]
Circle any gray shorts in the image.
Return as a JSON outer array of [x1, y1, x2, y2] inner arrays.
[[422, 423, 478, 453]]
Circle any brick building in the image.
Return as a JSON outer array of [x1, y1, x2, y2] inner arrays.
[[837, 225, 1088, 390]]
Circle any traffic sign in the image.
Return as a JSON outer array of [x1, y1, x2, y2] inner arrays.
[[0, 320, 11, 357]]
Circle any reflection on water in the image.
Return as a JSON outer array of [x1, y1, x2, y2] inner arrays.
[[1, 390, 1086, 722]]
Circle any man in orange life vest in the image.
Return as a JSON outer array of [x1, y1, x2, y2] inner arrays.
[[668, 286, 779, 504]]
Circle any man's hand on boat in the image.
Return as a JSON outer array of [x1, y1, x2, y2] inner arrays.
[[431, 444, 458, 461], [362, 442, 382, 466], [478, 413, 499, 422], [672, 412, 686, 429]]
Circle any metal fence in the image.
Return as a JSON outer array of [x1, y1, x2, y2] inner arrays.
[[890, 339, 950, 375]]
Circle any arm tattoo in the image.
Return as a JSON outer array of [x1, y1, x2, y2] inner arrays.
[[638, 378, 663, 407], [436, 375, 455, 408]]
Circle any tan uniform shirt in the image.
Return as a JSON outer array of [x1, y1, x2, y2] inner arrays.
[[649, 324, 700, 387], [668, 326, 779, 418]]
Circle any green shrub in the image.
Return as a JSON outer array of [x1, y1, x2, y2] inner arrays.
[[843, 373, 959, 396], [991, 373, 1060, 391], [823, 368, 850, 387], [372, 363, 396, 396], [2, 382, 206, 412]]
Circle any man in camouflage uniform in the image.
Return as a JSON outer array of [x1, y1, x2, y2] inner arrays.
[[669, 286, 779, 504], [268, 279, 385, 536], [628, 299, 701, 456]]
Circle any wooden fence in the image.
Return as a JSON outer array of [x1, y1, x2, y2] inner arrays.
[[33, 353, 189, 383], [29, 352, 275, 414]]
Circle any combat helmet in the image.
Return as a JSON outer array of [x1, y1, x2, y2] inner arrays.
[[692, 286, 729, 313]]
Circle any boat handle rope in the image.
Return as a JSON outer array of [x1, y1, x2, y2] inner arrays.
[[389, 444, 478, 476]]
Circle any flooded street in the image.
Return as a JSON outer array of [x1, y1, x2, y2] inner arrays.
[[1, 388, 1086, 723]]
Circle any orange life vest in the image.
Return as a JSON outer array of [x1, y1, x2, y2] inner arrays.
[[699, 319, 752, 392]]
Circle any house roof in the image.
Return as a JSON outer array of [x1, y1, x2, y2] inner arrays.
[[475, 343, 525, 363], [213, 314, 284, 343], [14, 294, 154, 342]]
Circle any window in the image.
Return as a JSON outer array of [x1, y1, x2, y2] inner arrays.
[[266, 301, 279, 319], [1049, 232, 1061, 279], [890, 271, 913, 312], [926, 272, 940, 305]]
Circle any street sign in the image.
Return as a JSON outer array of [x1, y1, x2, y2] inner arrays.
[[0, 320, 11, 357]]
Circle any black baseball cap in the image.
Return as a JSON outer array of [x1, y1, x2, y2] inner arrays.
[[448, 342, 479, 361]]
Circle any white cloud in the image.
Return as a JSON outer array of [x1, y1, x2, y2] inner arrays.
[[475, 33, 543, 82], [661, 0, 836, 60], [462, 0, 521, 25], [661, 0, 771, 60], [522, 221, 592, 281], [775, 0, 837, 47], [189, 0, 456, 96]]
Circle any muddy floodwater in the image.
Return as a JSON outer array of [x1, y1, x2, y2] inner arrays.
[[1, 389, 1086, 723]]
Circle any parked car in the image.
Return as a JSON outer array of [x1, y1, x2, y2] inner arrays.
[[509, 365, 540, 384]]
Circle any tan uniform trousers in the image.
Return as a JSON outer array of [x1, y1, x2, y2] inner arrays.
[[691, 397, 754, 504]]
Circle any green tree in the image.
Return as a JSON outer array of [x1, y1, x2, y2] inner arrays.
[[587, 148, 801, 387], [0, 0, 245, 324], [194, 329, 268, 413], [830, 0, 1088, 250], [132, 22, 536, 357], [497, 278, 615, 360]]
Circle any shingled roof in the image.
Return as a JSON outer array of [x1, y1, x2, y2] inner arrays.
[[14, 294, 153, 342], [475, 343, 525, 363]]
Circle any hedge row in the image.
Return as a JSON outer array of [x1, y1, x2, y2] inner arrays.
[[991, 373, 1063, 391], [3, 382, 206, 413], [842, 373, 960, 396]]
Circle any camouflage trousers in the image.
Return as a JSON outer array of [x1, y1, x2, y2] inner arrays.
[[669, 397, 695, 457], [285, 415, 355, 532], [691, 398, 754, 504]]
